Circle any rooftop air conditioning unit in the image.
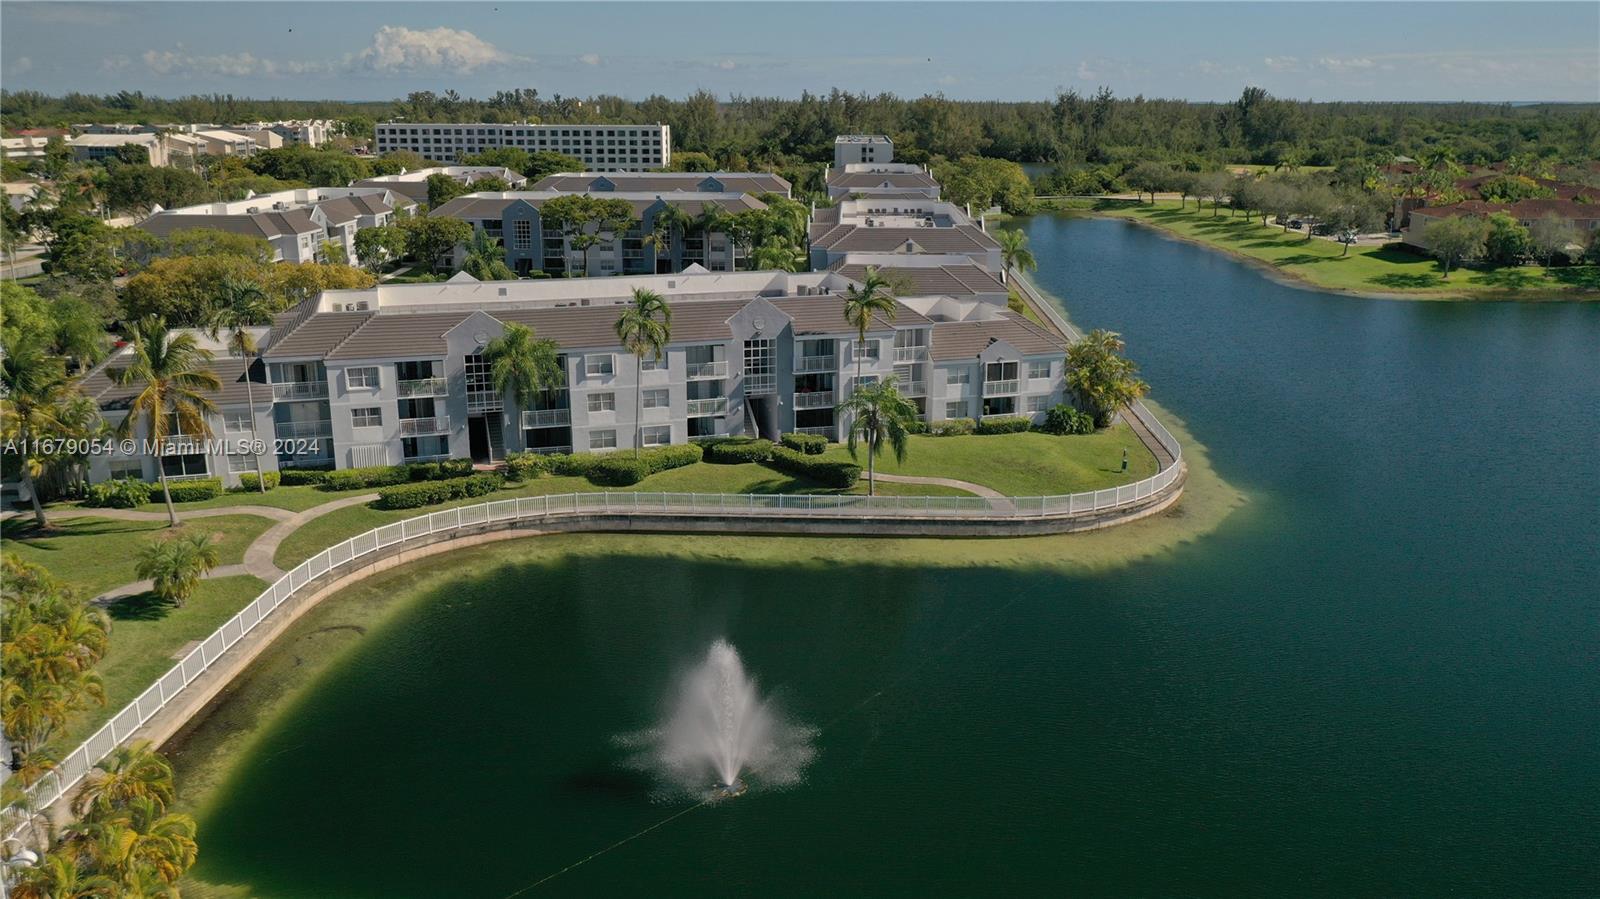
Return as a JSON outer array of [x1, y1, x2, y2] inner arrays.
[[246, 206, 260, 213], [355, 302, 370, 311]]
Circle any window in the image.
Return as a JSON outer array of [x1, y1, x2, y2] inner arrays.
[[985, 361, 1019, 382], [643, 388, 670, 409], [852, 339, 880, 361], [161, 454, 207, 477], [640, 356, 664, 371], [347, 367, 379, 389], [945, 401, 967, 419], [947, 368, 972, 385], [110, 460, 144, 480], [513, 219, 532, 250], [224, 410, 253, 433], [589, 429, 617, 450], [587, 392, 616, 413], [585, 355, 614, 377], [1028, 361, 1051, 381], [641, 425, 671, 447], [1027, 396, 1049, 413], [351, 407, 383, 428], [227, 454, 258, 473]]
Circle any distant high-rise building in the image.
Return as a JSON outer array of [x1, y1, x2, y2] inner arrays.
[[374, 123, 670, 172]]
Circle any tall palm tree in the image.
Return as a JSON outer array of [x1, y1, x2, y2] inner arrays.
[[208, 278, 272, 492], [70, 740, 175, 820], [1, 335, 77, 527], [614, 289, 672, 458], [841, 267, 898, 384], [482, 323, 564, 429], [692, 206, 728, 268], [114, 318, 220, 527], [996, 228, 1038, 276], [643, 203, 690, 272], [836, 376, 918, 497]]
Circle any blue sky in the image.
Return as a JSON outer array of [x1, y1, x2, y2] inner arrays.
[[3, 2, 1597, 103]]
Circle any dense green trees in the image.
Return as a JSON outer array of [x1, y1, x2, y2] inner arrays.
[[1065, 330, 1150, 427], [0, 558, 110, 763], [1482, 212, 1531, 265], [1422, 216, 1487, 279]]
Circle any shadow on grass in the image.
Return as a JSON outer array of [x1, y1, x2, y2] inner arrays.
[[1370, 273, 1445, 289], [1276, 254, 1336, 266], [106, 591, 177, 621], [1469, 267, 1546, 291], [1551, 267, 1600, 290], [1, 516, 156, 549]]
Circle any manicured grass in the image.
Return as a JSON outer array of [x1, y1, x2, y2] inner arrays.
[[2, 514, 273, 596], [1100, 202, 1600, 300], [46, 575, 268, 758], [822, 427, 1157, 496], [130, 484, 335, 513]]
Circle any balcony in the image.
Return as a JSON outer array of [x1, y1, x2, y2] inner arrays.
[[899, 380, 928, 397], [894, 346, 929, 363], [528, 444, 572, 455], [793, 390, 835, 409], [272, 381, 327, 401], [276, 420, 332, 439], [685, 361, 728, 380], [686, 397, 728, 416], [796, 426, 835, 437], [521, 408, 571, 429], [396, 377, 447, 399], [467, 394, 503, 414], [795, 354, 836, 373], [983, 379, 1019, 396], [398, 415, 450, 436]]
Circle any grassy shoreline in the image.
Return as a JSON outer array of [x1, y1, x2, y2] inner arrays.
[[1083, 201, 1598, 302]]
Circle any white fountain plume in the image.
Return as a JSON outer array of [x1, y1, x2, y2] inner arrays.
[[622, 639, 815, 800]]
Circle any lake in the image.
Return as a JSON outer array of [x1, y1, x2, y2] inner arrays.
[[186, 216, 1600, 896]]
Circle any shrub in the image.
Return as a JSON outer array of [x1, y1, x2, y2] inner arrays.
[[375, 473, 503, 510], [232, 471, 281, 492], [544, 453, 599, 478], [1041, 404, 1096, 435], [583, 444, 703, 487], [767, 446, 861, 489], [278, 467, 331, 486], [320, 465, 412, 491], [780, 433, 828, 455], [85, 479, 153, 509], [504, 452, 550, 481], [976, 416, 1032, 435], [706, 438, 773, 464], [164, 478, 222, 503], [407, 459, 472, 481], [930, 417, 975, 437]]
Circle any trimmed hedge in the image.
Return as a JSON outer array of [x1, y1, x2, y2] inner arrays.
[[585, 444, 706, 487], [543, 453, 600, 478], [504, 452, 551, 481], [780, 432, 828, 455], [278, 467, 332, 486], [767, 446, 861, 489], [930, 418, 975, 437], [1041, 404, 1096, 435], [318, 460, 476, 492], [375, 473, 503, 510], [976, 416, 1032, 435], [85, 479, 152, 509], [165, 478, 223, 503], [232, 471, 281, 492], [705, 438, 773, 464]]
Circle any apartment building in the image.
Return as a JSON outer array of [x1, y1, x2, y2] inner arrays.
[[824, 162, 940, 201], [373, 123, 671, 172], [350, 166, 527, 206], [532, 170, 792, 198], [77, 269, 1068, 487], [432, 190, 767, 276], [834, 134, 895, 167], [236, 119, 336, 147], [1, 136, 50, 162], [808, 198, 1002, 272], [136, 187, 415, 265], [68, 133, 171, 167]]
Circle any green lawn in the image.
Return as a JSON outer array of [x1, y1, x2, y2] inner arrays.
[[1101, 202, 1600, 300], [2, 514, 273, 596], [822, 426, 1157, 496], [45, 575, 268, 758], [131, 485, 335, 514]]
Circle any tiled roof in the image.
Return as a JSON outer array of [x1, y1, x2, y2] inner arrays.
[[325, 312, 466, 361], [532, 172, 790, 195], [1413, 198, 1600, 221], [930, 311, 1067, 362], [80, 353, 267, 410], [826, 171, 938, 191], [831, 262, 1006, 297], [137, 208, 320, 240], [312, 194, 391, 223], [809, 224, 1000, 253], [263, 309, 374, 359], [432, 192, 767, 221]]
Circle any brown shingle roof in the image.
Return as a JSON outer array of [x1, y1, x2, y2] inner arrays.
[[80, 353, 267, 410], [810, 224, 1000, 253], [533, 172, 790, 195], [136, 208, 321, 240], [831, 262, 1006, 297], [930, 312, 1067, 362], [826, 171, 938, 191], [263, 309, 374, 359]]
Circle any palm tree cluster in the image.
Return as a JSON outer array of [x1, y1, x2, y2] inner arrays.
[[134, 532, 221, 608], [10, 741, 198, 898]]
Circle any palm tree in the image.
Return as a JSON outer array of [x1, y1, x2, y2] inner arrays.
[[461, 228, 515, 280], [614, 289, 672, 458], [643, 203, 690, 272], [114, 318, 220, 527], [692, 205, 728, 268], [70, 740, 176, 821], [841, 267, 898, 384], [208, 278, 272, 492], [482, 323, 564, 432], [836, 376, 918, 497], [0, 336, 74, 527], [8, 848, 118, 899], [750, 238, 806, 272], [134, 532, 219, 608], [995, 228, 1038, 276], [74, 797, 198, 891]]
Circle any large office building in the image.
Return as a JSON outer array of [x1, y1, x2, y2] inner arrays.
[[80, 268, 1068, 487], [137, 187, 415, 265], [373, 123, 671, 172]]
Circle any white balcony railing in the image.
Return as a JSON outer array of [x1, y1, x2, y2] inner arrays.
[[529, 444, 572, 455], [685, 361, 728, 380], [521, 408, 571, 429], [796, 425, 835, 437], [272, 381, 327, 401], [899, 381, 927, 397], [276, 420, 333, 439], [686, 397, 728, 416], [398, 415, 450, 436], [396, 377, 447, 399], [894, 346, 928, 363], [793, 390, 835, 409], [983, 380, 1020, 396], [795, 355, 836, 373], [467, 394, 503, 414]]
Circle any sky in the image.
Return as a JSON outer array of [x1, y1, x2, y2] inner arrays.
[[2, 1, 1597, 104]]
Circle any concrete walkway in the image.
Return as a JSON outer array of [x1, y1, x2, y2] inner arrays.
[[243, 492, 379, 578], [869, 472, 1002, 498]]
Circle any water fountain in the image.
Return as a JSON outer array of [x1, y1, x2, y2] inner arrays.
[[626, 639, 815, 801]]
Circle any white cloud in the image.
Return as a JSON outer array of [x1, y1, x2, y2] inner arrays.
[[715, 59, 736, 71], [579, 53, 602, 66], [141, 46, 329, 79], [1317, 56, 1376, 72], [354, 25, 525, 73], [101, 55, 131, 74], [1264, 56, 1300, 72], [1076, 60, 1097, 81], [9, 57, 33, 75]]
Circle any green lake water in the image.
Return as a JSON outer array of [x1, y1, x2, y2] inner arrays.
[[186, 216, 1599, 896]]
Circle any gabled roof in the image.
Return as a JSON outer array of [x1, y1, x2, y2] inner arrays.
[[830, 261, 1007, 297], [137, 208, 321, 240], [930, 311, 1067, 362], [432, 191, 768, 221], [79, 353, 267, 410], [810, 223, 1000, 253], [826, 171, 938, 191], [532, 172, 790, 195], [263, 309, 375, 359]]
